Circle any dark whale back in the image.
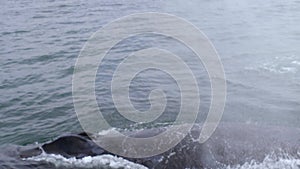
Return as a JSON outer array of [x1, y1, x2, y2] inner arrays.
[[41, 135, 107, 159], [19, 123, 300, 169]]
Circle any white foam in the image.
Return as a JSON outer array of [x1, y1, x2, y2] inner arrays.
[[98, 127, 120, 136], [246, 55, 300, 74], [279, 66, 297, 73], [226, 155, 300, 169], [25, 153, 148, 169], [292, 60, 300, 65]]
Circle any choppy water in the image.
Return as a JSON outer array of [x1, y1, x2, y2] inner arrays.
[[1, 0, 300, 168]]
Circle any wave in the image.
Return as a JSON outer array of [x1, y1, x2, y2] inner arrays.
[[246, 55, 300, 74], [227, 154, 300, 169], [24, 152, 300, 169], [25, 153, 148, 169]]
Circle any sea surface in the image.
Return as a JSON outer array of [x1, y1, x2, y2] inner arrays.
[[0, 0, 300, 168]]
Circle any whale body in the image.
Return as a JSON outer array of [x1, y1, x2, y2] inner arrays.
[[19, 123, 300, 169]]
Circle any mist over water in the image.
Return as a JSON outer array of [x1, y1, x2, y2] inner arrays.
[[0, 0, 300, 168]]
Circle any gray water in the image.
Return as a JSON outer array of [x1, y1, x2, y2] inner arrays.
[[0, 0, 300, 168]]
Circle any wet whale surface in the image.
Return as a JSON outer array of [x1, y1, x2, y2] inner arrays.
[[17, 123, 300, 169]]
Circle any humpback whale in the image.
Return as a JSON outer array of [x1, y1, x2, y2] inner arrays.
[[19, 123, 300, 169]]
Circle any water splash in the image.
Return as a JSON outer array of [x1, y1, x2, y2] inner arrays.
[[25, 153, 148, 169], [226, 154, 300, 169]]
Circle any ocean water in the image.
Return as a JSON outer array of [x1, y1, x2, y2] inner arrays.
[[0, 0, 300, 168]]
